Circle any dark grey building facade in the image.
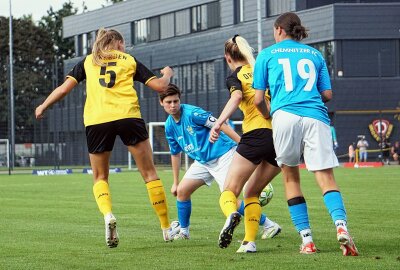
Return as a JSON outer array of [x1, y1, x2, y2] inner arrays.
[[41, 0, 400, 166]]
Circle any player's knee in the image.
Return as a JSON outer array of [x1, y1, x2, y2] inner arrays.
[[177, 186, 192, 201]]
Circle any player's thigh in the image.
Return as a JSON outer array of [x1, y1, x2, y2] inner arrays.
[[128, 139, 158, 182], [183, 161, 214, 188], [302, 118, 339, 171], [89, 152, 112, 182], [272, 110, 303, 167], [177, 177, 207, 199], [208, 147, 236, 192], [224, 152, 258, 196], [244, 161, 280, 198], [86, 122, 116, 182]]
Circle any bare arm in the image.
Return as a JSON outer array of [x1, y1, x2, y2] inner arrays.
[[146, 66, 174, 92], [170, 153, 181, 197], [35, 78, 77, 119], [209, 91, 242, 143], [321, 89, 332, 103], [220, 123, 241, 143], [254, 89, 270, 119]]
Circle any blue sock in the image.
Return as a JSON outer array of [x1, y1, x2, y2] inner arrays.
[[288, 197, 310, 232], [238, 200, 266, 225], [323, 190, 347, 224], [177, 199, 191, 228]]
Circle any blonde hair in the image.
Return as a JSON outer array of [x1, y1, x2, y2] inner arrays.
[[92, 28, 124, 66], [224, 35, 255, 67]]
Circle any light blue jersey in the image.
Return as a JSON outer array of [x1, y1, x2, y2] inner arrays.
[[253, 39, 331, 125], [165, 104, 236, 164]]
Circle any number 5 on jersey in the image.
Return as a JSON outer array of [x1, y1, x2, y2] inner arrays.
[[99, 62, 117, 88], [278, 58, 316, 92]]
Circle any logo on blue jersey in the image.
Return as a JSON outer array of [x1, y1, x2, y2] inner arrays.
[[186, 126, 195, 136]]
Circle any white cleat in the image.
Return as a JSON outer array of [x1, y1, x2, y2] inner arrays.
[[163, 221, 181, 242], [104, 213, 119, 248], [236, 241, 257, 253], [261, 222, 282, 239], [174, 231, 190, 240]]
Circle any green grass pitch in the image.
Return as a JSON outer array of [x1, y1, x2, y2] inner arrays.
[[1, 167, 399, 269]]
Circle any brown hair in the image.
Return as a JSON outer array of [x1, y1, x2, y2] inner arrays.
[[159, 83, 181, 101], [274, 12, 308, 41], [92, 28, 124, 66], [224, 35, 255, 67]]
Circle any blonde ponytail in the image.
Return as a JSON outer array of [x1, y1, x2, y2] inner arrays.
[[235, 36, 255, 67], [92, 28, 124, 66], [224, 35, 255, 68]]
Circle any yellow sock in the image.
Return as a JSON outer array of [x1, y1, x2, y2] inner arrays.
[[93, 180, 112, 216], [243, 197, 261, 242], [146, 180, 170, 229], [219, 190, 238, 217]]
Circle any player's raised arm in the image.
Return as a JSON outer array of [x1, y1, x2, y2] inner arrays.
[[147, 66, 174, 92], [35, 78, 77, 119]]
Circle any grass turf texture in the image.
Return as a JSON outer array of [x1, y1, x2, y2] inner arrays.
[[0, 167, 399, 270]]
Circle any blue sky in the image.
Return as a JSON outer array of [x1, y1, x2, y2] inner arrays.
[[0, 0, 107, 22]]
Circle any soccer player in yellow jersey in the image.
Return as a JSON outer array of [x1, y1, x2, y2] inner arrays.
[[35, 28, 178, 248], [209, 35, 281, 253]]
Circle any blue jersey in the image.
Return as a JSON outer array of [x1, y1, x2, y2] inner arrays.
[[165, 104, 237, 164], [253, 39, 331, 125]]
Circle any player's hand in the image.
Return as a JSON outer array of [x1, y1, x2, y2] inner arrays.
[[161, 66, 174, 77], [170, 183, 178, 197], [209, 122, 221, 143], [35, 105, 46, 119]]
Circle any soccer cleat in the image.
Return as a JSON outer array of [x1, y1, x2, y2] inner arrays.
[[104, 213, 119, 248], [236, 241, 257, 253], [261, 222, 282, 239], [337, 228, 359, 256], [299, 242, 317, 254], [218, 212, 241, 249], [174, 231, 190, 240], [162, 220, 181, 242]]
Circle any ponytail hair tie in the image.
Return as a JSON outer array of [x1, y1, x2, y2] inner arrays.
[[232, 34, 240, 44]]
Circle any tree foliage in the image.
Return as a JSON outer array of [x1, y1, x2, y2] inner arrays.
[[39, 1, 78, 84], [0, 16, 54, 142], [0, 1, 78, 143]]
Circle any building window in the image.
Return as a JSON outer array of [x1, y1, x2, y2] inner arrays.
[[341, 40, 396, 77], [207, 1, 220, 29], [160, 13, 175, 39], [87, 32, 94, 54], [192, 6, 202, 32], [148, 16, 160, 42], [133, 19, 148, 44], [175, 9, 191, 36], [267, 0, 295, 17], [192, 2, 220, 32], [182, 65, 192, 93], [310, 41, 334, 77], [202, 62, 215, 92], [234, 0, 244, 24]]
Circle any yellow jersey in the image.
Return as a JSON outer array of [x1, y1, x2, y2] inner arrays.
[[226, 64, 272, 134], [66, 50, 156, 126]]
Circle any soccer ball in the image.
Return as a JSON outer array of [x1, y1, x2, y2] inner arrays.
[[259, 183, 274, 207]]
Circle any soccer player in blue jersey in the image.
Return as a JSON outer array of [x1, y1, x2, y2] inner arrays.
[[253, 12, 358, 256], [159, 84, 281, 240]]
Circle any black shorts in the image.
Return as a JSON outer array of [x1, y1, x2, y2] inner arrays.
[[236, 128, 278, 167], [86, 118, 149, 154]]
